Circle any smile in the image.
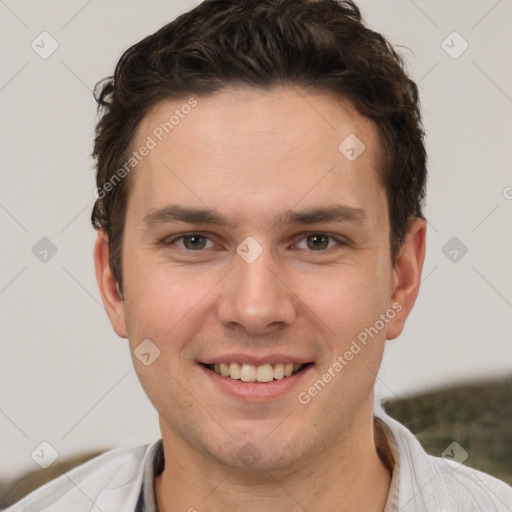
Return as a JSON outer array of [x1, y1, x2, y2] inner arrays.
[[205, 362, 310, 383], [199, 358, 315, 400]]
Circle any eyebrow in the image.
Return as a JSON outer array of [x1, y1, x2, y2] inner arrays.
[[142, 204, 367, 230]]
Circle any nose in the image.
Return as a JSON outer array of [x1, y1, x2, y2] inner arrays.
[[216, 246, 298, 337]]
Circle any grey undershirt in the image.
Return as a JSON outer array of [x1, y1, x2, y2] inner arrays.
[[134, 418, 400, 512]]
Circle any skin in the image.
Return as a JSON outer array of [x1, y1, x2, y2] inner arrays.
[[94, 86, 426, 511]]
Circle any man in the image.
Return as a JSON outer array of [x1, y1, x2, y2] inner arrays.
[[8, 0, 511, 510]]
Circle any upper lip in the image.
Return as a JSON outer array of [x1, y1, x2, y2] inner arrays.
[[199, 353, 313, 366]]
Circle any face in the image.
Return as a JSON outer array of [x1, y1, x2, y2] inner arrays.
[[95, 86, 425, 472]]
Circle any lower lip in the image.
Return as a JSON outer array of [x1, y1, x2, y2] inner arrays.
[[200, 364, 313, 401]]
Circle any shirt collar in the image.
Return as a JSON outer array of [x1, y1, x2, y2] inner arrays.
[[136, 439, 164, 512], [137, 418, 400, 512], [375, 416, 400, 512]]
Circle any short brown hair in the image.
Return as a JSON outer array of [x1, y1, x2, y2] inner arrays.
[[91, 0, 427, 293]]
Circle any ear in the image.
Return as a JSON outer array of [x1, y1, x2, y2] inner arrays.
[[386, 218, 426, 340], [93, 230, 128, 338]]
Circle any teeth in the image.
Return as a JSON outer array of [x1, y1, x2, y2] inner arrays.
[[229, 362, 241, 379], [256, 364, 274, 383], [210, 362, 306, 382], [273, 363, 285, 380], [240, 363, 256, 382]]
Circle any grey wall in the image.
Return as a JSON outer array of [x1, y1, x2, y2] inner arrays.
[[1, 0, 511, 479]]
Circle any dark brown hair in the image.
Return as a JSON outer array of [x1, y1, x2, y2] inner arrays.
[[92, 0, 427, 293]]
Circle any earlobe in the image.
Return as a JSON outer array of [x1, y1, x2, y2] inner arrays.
[[93, 230, 129, 338], [386, 218, 427, 340]]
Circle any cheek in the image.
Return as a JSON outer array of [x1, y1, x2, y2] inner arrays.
[[122, 253, 221, 345], [291, 263, 391, 334], [300, 267, 391, 408]]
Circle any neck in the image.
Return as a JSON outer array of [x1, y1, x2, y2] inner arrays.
[[155, 409, 391, 512]]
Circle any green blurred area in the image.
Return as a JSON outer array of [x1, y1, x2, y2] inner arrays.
[[383, 377, 512, 485], [1, 378, 510, 508], [0, 450, 105, 509]]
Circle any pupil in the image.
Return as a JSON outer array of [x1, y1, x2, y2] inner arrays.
[[308, 234, 328, 250], [185, 235, 205, 250]]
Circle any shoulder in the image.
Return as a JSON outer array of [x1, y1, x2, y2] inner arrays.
[[376, 411, 512, 511], [5, 443, 153, 512], [427, 455, 512, 511]]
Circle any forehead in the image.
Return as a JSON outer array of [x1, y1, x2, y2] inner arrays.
[[127, 86, 386, 229]]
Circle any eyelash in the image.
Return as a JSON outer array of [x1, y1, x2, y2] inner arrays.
[[164, 232, 346, 252]]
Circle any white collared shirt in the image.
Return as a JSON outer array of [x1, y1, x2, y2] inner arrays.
[[6, 411, 512, 511]]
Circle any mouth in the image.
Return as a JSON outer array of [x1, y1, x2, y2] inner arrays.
[[202, 362, 313, 383]]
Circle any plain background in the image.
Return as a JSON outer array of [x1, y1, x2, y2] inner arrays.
[[1, 0, 511, 480]]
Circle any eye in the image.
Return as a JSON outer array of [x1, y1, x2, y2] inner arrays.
[[167, 234, 215, 251], [294, 233, 343, 251]]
